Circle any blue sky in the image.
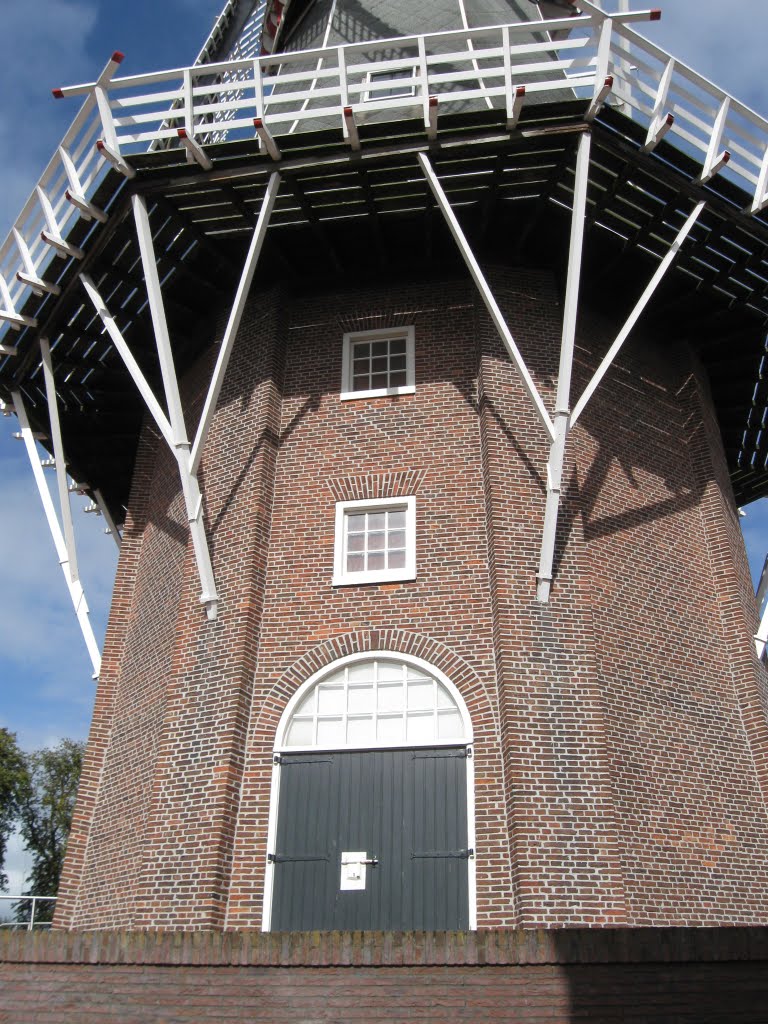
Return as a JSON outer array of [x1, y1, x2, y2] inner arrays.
[[1, 1, 768, 891]]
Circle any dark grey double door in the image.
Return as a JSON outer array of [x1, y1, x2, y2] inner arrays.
[[270, 746, 470, 931]]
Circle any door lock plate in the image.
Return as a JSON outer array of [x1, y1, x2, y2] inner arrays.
[[339, 851, 377, 890]]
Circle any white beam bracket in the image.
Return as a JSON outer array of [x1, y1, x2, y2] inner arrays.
[[177, 128, 213, 171], [254, 118, 281, 161]]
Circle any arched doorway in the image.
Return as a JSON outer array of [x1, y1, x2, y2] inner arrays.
[[263, 652, 475, 930]]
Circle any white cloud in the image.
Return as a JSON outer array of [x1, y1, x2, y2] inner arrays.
[[635, 2, 768, 117], [0, 0, 99, 235]]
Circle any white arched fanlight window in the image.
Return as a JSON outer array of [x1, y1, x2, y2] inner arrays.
[[276, 652, 472, 751]]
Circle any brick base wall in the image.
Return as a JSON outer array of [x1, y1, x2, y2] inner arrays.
[[2, 929, 768, 1023]]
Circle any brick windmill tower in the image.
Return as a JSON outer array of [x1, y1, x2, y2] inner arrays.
[[3, 0, 768, 1007]]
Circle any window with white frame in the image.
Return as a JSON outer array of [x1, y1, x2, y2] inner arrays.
[[333, 496, 416, 586], [340, 326, 415, 400], [281, 657, 468, 749], [364, 66, 416, 102]]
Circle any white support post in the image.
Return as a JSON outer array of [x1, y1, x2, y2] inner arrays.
[[643, 56, 675, 153], [11, 387, 101, 677], [59, 145, 108, 223], [338, 45, 349, 110], [37, 186, 84, 261], [585, 17, 613, 122], [571, 200, 705, 427], [417, 151, 555, 443], [190, 171, 281, 475], [536, 130, 592, 603], [0, 273, 37, 331], [697, 95, 731, 184], [253, 57, 266, 124], [132, 194, 219, 619], [183, 67, 195, 138], [93, 51, 134, 177], [418, 35, 431, 130], [750, 146, 768, 215], [13, 228, 60, 297], [80, 274, 175, 449]]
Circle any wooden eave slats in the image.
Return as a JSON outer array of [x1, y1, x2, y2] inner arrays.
[[4, 107, 768, 509]]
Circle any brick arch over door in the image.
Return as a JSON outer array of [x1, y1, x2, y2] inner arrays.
[[224, 630, 518, 929]]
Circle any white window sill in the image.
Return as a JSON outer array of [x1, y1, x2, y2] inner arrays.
[[340, 384, 415, 401], [332, 569, 416, 587]]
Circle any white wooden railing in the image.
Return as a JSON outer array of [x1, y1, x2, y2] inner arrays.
[[2, 8, 768, 345]]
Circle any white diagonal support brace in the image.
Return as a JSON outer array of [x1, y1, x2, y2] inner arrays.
[[40, 337, 80, 585], [417, 151, 555, 442], [80, 274, 175, 449], [12, 387, 101, 677], [132, 194, 219, 619], [570, 200, 706, 427], [190, 171, 281, 475], [536, 131, 592, 603]]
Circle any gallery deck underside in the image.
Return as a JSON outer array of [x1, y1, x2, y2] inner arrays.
[[2, 97, 768, 517]]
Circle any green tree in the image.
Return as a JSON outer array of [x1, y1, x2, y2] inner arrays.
[[14, 739, 84, 924], [0, 728, 28, 892]]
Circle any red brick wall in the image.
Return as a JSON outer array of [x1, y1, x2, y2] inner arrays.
[[3, 929, 768, 1023], [55, 270, 768, 931]]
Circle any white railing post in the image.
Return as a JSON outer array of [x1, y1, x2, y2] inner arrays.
[[418, 35, 430, 130], [585, 18, 614, 121], [698, 95, 731, 184]]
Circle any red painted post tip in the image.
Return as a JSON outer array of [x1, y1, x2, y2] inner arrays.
[[428, 96, 438, 108], [111, 51, 125, 64], [665, 113, 674, 125], [96, 140, 105, 151], [52, 88, 64, 99], [254, 117, 263, 128], [516, 85, 526, 97], [605, 75, 614, 87], [177, 127, 188, 139], [723, 151, 731, 164], [650, 10, 661, 20], [343, 106, 353, 117]]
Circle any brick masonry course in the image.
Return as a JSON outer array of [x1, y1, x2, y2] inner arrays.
[[2, 929, 768, 1023], [55, 269, 768, 931]]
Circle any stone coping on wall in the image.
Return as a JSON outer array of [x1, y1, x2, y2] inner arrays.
[[2, 928, 768, 968]]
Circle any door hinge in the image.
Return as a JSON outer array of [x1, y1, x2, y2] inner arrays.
[[411, 847, 474, 860], [268, 853, 329, 864], [412, 748, 468, 760]]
